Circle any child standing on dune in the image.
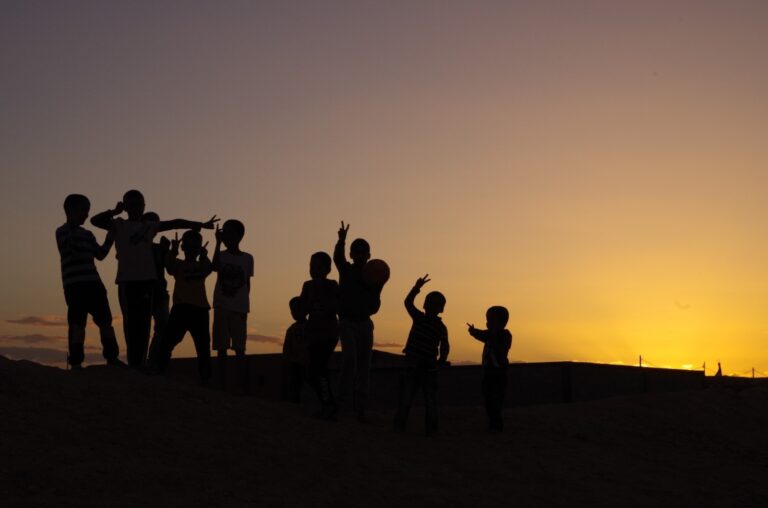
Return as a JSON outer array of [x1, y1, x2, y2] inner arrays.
[[56, 194, 122, 369], [468, 306, 512, 432]]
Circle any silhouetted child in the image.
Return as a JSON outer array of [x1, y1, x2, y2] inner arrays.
[[468, 306, 512, 432], [56, 194, 123, 369], [156, 230, 213, 383], [393, 275, 449, 436], [333, 221, 381, 420], [142, 212, 171, 370], [211, 220, 254, 389], [301, 252, 340, 420], [91, 189, 218, 369], [282, 296, 309, 403]]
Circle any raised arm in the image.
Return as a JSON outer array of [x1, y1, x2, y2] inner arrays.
[[157, 215, 219, 233], [90, 202, 124, 230], [165, 233, 180, 275], [199, 241, 213, 277], [95, 231, 114, 261], [404, 274, 430, 320], [211, 224, 222, 272], [333, 221, 349, 270]]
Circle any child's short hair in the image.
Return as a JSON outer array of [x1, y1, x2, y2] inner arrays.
[[424, 291, 446, 313], [486, 306, 510, 327], [63, 194, 90, 214], [350, 238, 370, 253], [123, 189, 144, 203], [224, 219, 245, 241], [289, 296, 306, 319], [310, 251, 332, 273], [182, 229, 202, 245], [142, 211, 160, 222]]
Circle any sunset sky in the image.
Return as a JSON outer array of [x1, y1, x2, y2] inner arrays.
[[1, 0, 767, 375]]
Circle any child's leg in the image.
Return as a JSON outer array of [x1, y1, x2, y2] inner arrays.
[[212, 308, 229, 385], [308, 342, 330, 403], [189, 307, 212, 383], [146, 288, 169, 368], [63, 284, 88, 368], [156, 304, 187, 372], [393, 360, 421, 431], [354, 319, 374, 416], [120, 281, 155, 368], [337, 319, 357, 408], [493, 369, 508, 430], [423, 365, 439, 435], [230, 311, 248, 392], [88, 282, 119, 362], [482, 368, 495, 428]]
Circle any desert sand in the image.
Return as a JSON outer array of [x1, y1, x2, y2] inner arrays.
[[2, 355, 767, 507]]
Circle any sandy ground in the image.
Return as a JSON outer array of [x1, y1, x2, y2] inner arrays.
[[2, 356, 768, 507]]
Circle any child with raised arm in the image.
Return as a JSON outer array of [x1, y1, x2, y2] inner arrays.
[[333, 221, 381, 421], [156, 230, 213, 383], [300, 252, 340, 420], [467, 306, 513, 432], [56, 194, 123, 369], [90, 189, 218, 369], [393, 275, 449, 436], [211, 220, 254, 389], [282, 296, 309, 403]]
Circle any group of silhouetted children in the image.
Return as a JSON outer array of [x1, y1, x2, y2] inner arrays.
[[57, 193, 512, 434]]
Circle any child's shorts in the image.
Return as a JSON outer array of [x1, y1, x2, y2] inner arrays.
[[212, 308, 248, 352]]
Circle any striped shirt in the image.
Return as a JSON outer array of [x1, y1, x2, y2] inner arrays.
[[55, 224, 103, 287], [403, 289, 449, 362]]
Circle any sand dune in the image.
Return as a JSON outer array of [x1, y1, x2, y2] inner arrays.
[[2, 356, 767, 507]]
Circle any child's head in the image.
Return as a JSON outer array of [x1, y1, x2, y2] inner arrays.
[[63, 194, 90, 225], [222, 219, 245, 250], [309, 251, 332, 280], [289, 296, 307, 322], [142, 211, 160, 222], [486, 306, 509, 331], [423, 291, 446, 316], [350, 238, 370, 265], [181, 230, 203, 259], [123, 190, 145, 220]]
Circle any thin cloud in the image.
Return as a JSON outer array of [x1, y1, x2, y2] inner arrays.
[[6, 315, 68, 327], [0, 334, 67, 345], [5, 315, 123, 327], [247, 334, 283, 345], [374, 342, 403, 349]]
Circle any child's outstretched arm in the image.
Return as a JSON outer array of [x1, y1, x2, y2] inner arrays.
[[95, 230, 114, 261], [404, 274, 430, 319], [90, 202, 124, 230], [157, 215, 219, 233], [467, 323, 488, 343], [333, 221, 349, 269]]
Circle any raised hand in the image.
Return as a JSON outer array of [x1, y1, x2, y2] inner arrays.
[[200, 241, 209, 258], [413, 274, 431, 291], [201, 215, 219, 229], [466, 322, 476, 333], [171, 232, 180, 251], [159, 235, 171, 250], [113, 202, 124, 215], [215, 224, 222, 244], [338, 221, 350, 241]]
